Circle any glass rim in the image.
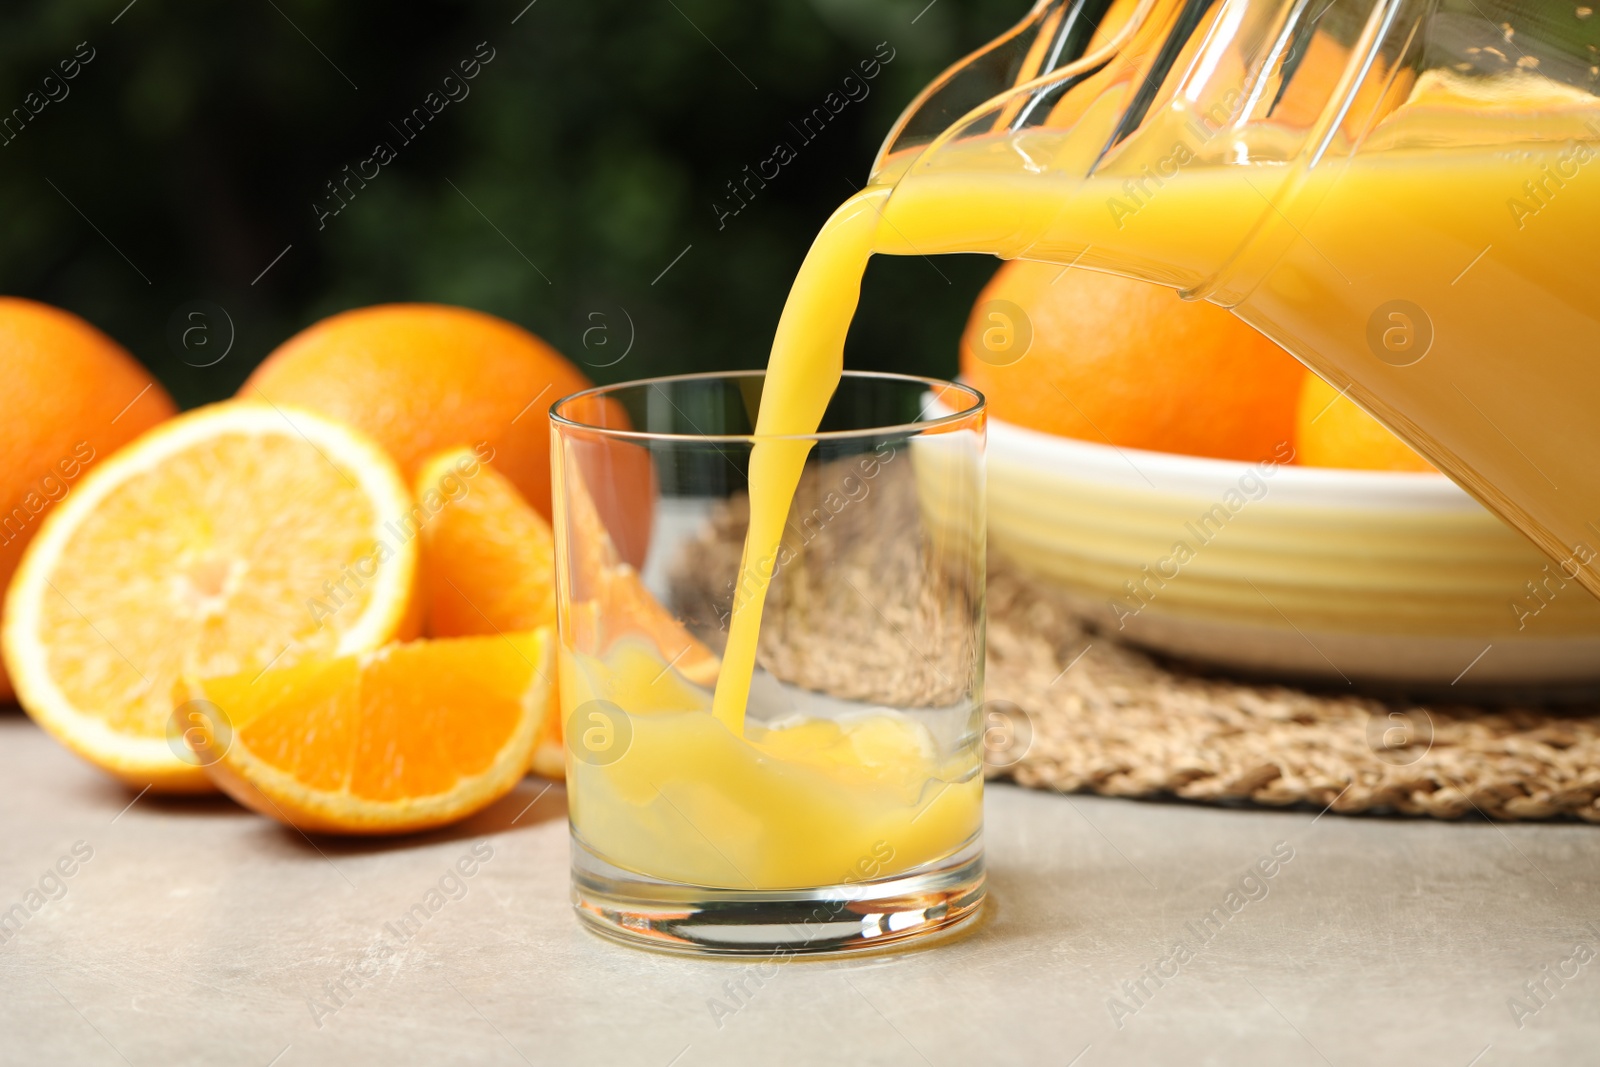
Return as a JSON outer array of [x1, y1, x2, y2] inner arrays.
[[549, 369, 985, 445]]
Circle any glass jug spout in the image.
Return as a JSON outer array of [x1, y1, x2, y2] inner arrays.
[[867, 0, 1600, 595]]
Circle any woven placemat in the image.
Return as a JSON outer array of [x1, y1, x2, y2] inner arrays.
[[669, 461, 1600, 823], [983, 560, 1600, 822]]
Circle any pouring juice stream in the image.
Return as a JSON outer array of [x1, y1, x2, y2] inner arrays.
[[719, 79, 1600, 735]]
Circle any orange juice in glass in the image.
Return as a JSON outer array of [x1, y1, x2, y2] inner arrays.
[[552, 371, 986, 954]]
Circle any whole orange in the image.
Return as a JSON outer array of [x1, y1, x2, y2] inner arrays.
[[242, 304, 651, 566], [0, 298, 176, 702], [960, 261, 1307, 462]]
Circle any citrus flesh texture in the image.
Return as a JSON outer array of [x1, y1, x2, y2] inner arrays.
[[2, 402, 418, 792], [416, 447, 558, 638], [415, 447, 565, 778], [185, 630, 552, 834]]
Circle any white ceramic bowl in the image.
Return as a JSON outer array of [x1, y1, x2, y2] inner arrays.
[[983, 415, 1600, 688]]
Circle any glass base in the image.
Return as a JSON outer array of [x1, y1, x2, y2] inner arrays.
[[570, 837, 986, 956]]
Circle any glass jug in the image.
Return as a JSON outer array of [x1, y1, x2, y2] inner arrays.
[[867, 0, 1600, 593]]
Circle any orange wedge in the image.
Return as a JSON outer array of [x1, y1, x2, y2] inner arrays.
[[184, 631, 552, 834], [2, 402, 418, 792], [415, 447, 557, 637], [554, 469, 720, 777], [565, 470, 720, 688], [414, 447, 564, 777]]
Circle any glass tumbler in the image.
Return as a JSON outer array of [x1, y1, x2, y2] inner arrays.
[[550, 370, 986, 955]]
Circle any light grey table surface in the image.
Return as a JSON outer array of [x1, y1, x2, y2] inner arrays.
[[1, 711, 1596, 1067]]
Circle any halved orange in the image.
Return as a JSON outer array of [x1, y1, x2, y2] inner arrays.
[[184, 630, 552, 834], [2, 402, 418, 792]]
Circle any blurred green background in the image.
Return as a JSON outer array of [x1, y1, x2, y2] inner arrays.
[[0, 0, 1022, 408]]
